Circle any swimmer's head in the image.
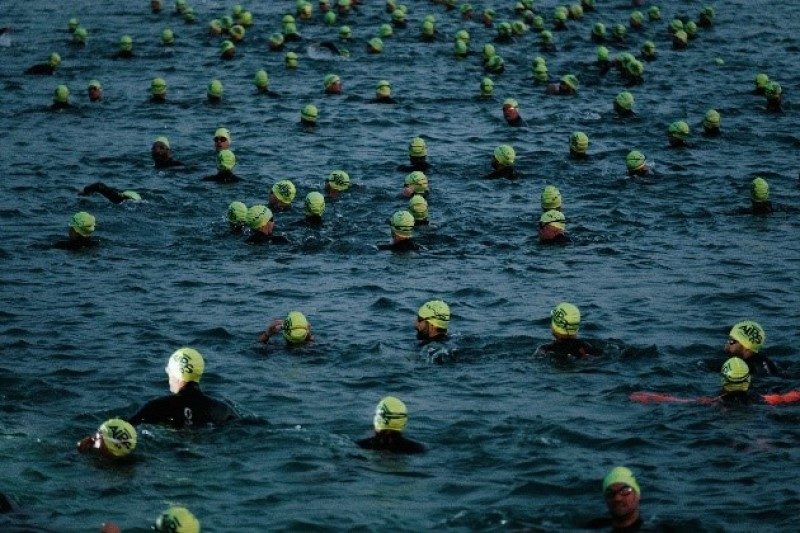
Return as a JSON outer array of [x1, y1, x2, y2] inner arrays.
[[376, 79, 391, 98], [408, 194, 428, 221], [703, 109, 721, 130], [540, 209, 566, 232], [390, 210, 415, 238], [379, 23, 393, 38], [668, 18, 683, 34], [301, 103, 318, 124], [454, 39, 468, 57], [368, 37, 384, 53], [720, 357, 751, 393], [220, 39, 235, 58], [373, 396, 408, 432], [254, 70, 269, 91], [422, 19, 435, 36], [121, 190, 141, 201], [323, 73, 341, 93], [480, 77, 494, 96], [603, 467, 640, 496], [327, 170, 351, 192], [482, 43, 496, 62], [404, 171, 429, 194], [418, 300, 450, 330], [285, 51, 299, 69], [270, 33, 285, 49], [486, 54, 504, 72], [765, 81, 782, 99], [729, 321, 765, 353], [207, 79, 224, 100], [229, 25, 245, 42], [282, 311, 310, 344], [167, 347, 205, 383], [214, 127, 231, 146], [668, 120, 690, 145], [154, 507, 200, 533], [339, 25, 352, 39], [409, 137, 427, 158], [247, 205, 273, 231], [551, 302, 580, 337], [751, 177, 769, 203], [570, 131, 589, 155], [324, 11, 337, 25], [49, 52, 61, 68], [541, 185, 562, 210], [161, 28, 174, 45], [561, 74, 579, 93], [151, 77, 167, 96], [119, 35, 133, 52], [272, 179, 297, 207], [642, 40, 656, 57], [97, 419, 137, 458], [153, 136, 170, 150], [227, 201, 248, 224], [615, 91, 634, 112], [70, 211, 95, 236], [53, 84, 70, 104], [625, 150, 646, 173], [73, 27, 87, 44], [754, 73, 769, 91], [304, 191, 325, 216], [68, 18, 79, 32], [217, 149, 235, 171], [648, 5, 660, 20], [596, 46, 609, 61], [493, 144, 516, 167]]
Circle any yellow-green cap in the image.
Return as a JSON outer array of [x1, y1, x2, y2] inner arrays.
[[751, 177, 769, 202], [532, 55, 546, 67], [626, 150, 646, 172], [151, 77, 167, 95], [283, 21, 298, 35], [503, 98, 519, 109], [422, 19, 435, 35], [121, 190, 141, 201], [721, 357, 751, 392], [167, 347, 205, 382], [630, 10, 643, 23], [754, 73, 769, 89], [254, 70, 269, 89], [376, 79, 391, 97], [379, 23, 393, 38], [97, 418, 137, 458], [210, 19, 222, 31], [368, 37, 383, 52], [304, 191, 325, 216], [119, 35, 133, 51], [272, 179, 297, 204], [729, 321, 765, 353], [668, 120, 690, 141], [408, 194, 428, 221], [404, 171, 428, 193], [674, 30, 688, 43], [615, 91, 634, 111], [539, 30, 553, 43], [409, 137, 427, 157], [561, 74, 579, 91], [541, 185, 562, 210], [301, 103, 318, 122], [554, 6, 568, 21], [154, 136, 170, 149], [240, 11, 253, 25], [390, 210, 415, 238], [214, 127, 230, 141], [68, 18, 79, 31], [324, 11, 337, 25], [70, 211, 95, 236], [493, 144, 516, 166], [247, 204, 273, 230], [455, 29, 470, 42], [285, 51, 298, 68], [642, 40, 655, 53], [685, 20, 697, 36], [323, 73, 340, 89], [340, 25, 352, 38], [154, 507, 200, 533], [327, 170, 351, 191], [551, 302, 580, 336], [229, 25, 245, 39], [483, 43, 496, 61], [540, 209, 566, 231], [669, 19, 684, 33], [627, 60, 644, 76], [597, 46, 609, 61], [454, 39, 468, 56], [480, 77, 494, 95], [54, 84, 70, 104], [220, 39, 234, 54], [270, 32, 285, 46], [227, 201, 248, 223], [217, 149, 235, 171], [373, 396, 407, 431], [161, 28, 174, 44], [88, 79, 102, 90], [49, 52, 61, 67], [648, 5, 660, 19], [612, 23, 626, 37], [603, 467, 640, 496], [703, 109, 721, 129], [765, 81, 782, 98], [208, 79, 224, 98], [73, 27, 87, 42], [282, 311, 310, 343], [418, 300, 450, 330], [570, 131, 589, 154], [486, 54, 504, 71]]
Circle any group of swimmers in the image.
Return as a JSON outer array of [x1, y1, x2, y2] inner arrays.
[[10, 0, 795, 530]]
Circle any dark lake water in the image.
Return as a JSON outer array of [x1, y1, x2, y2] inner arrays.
[[2, 0, 800, 530]]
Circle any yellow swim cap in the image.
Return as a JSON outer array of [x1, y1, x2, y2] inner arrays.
[[121, 190, 141, 201], [214, 127, 230, 141], [409, 137, 427, 157], [603, 466, 640, 496], [721, 357, 751, 392], [373, 396, 407, 432], [408, 194, 428, 221], [272, 180, 297, 204], [304, 191, 325, 216], [729, 321, 765, 353], [327, 170, 350, 191], [154, 506, 200, 533], [541, 185, 562, 210], [247, 205, 273, 230], [167, 347, 205, 382], [154, 136, 170, 149], [376, 79, 391, 97], [540, 209, 566, 231], [98, 418, 137, 458], [151, 78, 167, 96], [70, 211, 96, 236], [493, 144, 516, 166], [551, 302, 580, 336], [418, 300, 450, 330], [404, 171, 429, 194], [390, 210, 415, 238], [282, 311, 310, 343], [227, 201, 248, 224], [751, 177, 769, 203], [217, 149, 236, 171]]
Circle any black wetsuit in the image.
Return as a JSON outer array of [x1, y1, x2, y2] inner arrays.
[[51, 102, 71, 110], [485, 166, 520, 180], [203, 170, 240, 183], [378, 239, 420, 252], [79, 182, 128, 204], [752, 202, 773, 215], [745, 353, 780, 376], [128, 381, 239, 429], [702, 127, 720, 137], [540, 338, 595, 358], [304, 215, 323, 227], [585, 516, 642, 532], [154, 157, 184, 169], [397, 158, 430, 172], [284, 33, 302, 42], [245, 232, 290, 245], [112, 50, 134, 59], [53, 236, 98, 250], [506, 116, 524, 127], [414, 219, 429, 227], [375, 96, 397, 104], [720, 390, 762, 407], [25, 63, 56, 75], [356, 431, 426, 454]]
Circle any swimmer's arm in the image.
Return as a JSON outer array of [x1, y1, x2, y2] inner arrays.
[[258, 319, 283, 343], [79, 182, 126, 204]]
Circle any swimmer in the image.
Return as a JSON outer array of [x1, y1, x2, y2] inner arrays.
[[258, 311, 313, 345], [648, 5, 660, 20], [453, 39, 468, 59], [539, 30, 555, 51], [254, 70, 279, 96], [482, 8, 495, 27], [420, 19, 436, 41], [301, 104, 318, 127], [547, 74, 578, 96], [553, 6, 568, 31], [585, 467, 642, 531], [51, 84, 71, 109], [79, 182, 141, 204], [154, 507, 200, 533], [203, 149, 239, 183], [269, 180, 297, 211], [485, 144, 519, 179], [283, 21, 302, 42], [479, 76, 494, 97], [207, 79, 223, 103], [67, 18, 79, 32], [494, 22, 513, 43], [541, 185, 562, 213], [408, 194, 429, 226], [112, 36, 134, 59], [539, 303, 596, 357], [304, 191, 325, 226], [87, 80, 103, 102], [697, 6, 714, 28], [269, 33, 284, 51], [685, 21, 698, 40], [325, 170, 351, 199], [374, 80, 396, 104], [485, 54, 505, 74], [367, 37, 383, 54], [53, 211, 98, 250], [622, 60, 644, 85], [227, 201, 248, 233], [625, 150, 649, 176], [244, 205, 290, 245], [538, 210, 568, 244], [569, 132, 589, 159], [391, 9, 407, 28], [71, 27, 87, 47], [461, 3, 473, 20], [229, 25, 245, 43], [77, 419, 137, 460], [672, 30, 688, 50], [377, 210, 420, 251], [402, 171, 429, 198], [220, 39, 235, 60], [630, 10, 644, 30], [323, 73, 342, 95], [213, 128, 231, 151], [590, 22, 606, 43], [725, 320, 778, 375], [339, 26, 352, 41], [174, 0, 187, 15], [596, 47, 611, 75], [503, 98, 524, 126], [151, 0, 162, 13], [764, 82, 782, 112], [151, 136, 184, 168], [25, 52, 60, 75], [356, 396, 426, 454], [612, 23, 626, 42], [128, 347, 239, 428], [209, 19, 223, 36], [641, 40, 656, 61], [614, 91, 635, 117], [702, 109, 721, 136], [415, 300, 450, 343], [533, 61, 549, 83], [667, 121, 690, 147], [399, 137, 431, 172], [150, 78, 167, 103], [753, 73, 769, 95]]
